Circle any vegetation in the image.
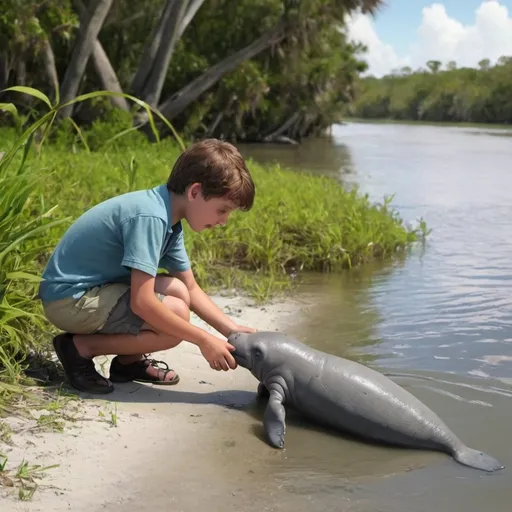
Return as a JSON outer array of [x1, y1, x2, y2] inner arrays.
[[0, 0, 383, 143], [1, 453, 59, 500], [0, 0, 429, 499], [348, 57, 512, 124], [0, 86, 427, 420]]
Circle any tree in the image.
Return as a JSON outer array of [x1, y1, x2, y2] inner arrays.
[[59, 0, 114, 118], [75, 0, 129, 111], [497, 56, 512, 66], [350, 56, 512, 125], [478, 58, 490, 71], [1, 0, 386, 141], [426, 60, 442, 74], [152, 0, 384, 122]]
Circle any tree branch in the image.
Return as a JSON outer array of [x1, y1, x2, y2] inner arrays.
[[157, 23, 285, 121]]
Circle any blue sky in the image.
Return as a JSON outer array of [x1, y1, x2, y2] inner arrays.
[[347, 1, 512, 75]]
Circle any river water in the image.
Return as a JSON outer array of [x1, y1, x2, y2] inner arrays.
[[235, 122, 512, 512]]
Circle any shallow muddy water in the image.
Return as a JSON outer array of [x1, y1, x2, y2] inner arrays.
[[236, 122, 512, 511], [107, 123, 512, 512]]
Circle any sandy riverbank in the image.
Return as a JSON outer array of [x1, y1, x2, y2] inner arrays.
[[1, 293, 307, 512]]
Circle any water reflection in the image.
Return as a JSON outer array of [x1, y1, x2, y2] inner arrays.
[[242, 122, 512, 381], [238, 134, 355, 182], [234, 122, 512, 512], [283, 261, 408, 366]]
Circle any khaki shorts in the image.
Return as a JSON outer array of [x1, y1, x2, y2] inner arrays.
[[42, 283, 164, 335]]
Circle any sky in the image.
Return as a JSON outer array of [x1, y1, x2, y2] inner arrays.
[[345, 0, 512, 76]]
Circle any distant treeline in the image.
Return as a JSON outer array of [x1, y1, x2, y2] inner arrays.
[[348, 58, 512, 125]]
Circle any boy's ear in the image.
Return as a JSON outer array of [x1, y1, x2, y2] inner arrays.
[[188, 183, 202, 200]]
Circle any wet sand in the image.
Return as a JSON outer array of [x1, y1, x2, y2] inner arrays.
[[2, 293, 511, 512], [1, 293, 302, 511]]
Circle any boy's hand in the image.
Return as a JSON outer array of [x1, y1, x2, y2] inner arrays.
[[199, 333, 238, 371]]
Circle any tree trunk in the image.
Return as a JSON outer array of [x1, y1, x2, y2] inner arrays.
[[263, 112, 300, 142], [132, 0, 206, 106], [90, 40, 130, 111], [16, 59, 26, 86], [141, 0, 190, 107], [130, 0, 175, 97], [75, 0, 129, 112], [59, 0, 114, 118], [0, 54, 8, 91], [157, 23, 285, 121], [41, 38, 59, 102], [177, 0, 205, 39]]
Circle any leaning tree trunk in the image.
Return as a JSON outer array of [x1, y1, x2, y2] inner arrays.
[[0, 54, 9, 91], [129, 0, 175, 97], [131, 0, 206, 106], [263, 112, 301, 142], [90, 40, 130, 111], [58, 0, 114, 118], [157, 23, 285, 121], [41, 38, 59, 102], [140, 0, 189, 107], [75, 0, 129, 111]]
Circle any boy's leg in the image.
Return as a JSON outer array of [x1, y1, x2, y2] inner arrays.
[[74, 294, 189, 373], [112, 274, 190, 367], [75, 276, 190, 380], [49, 276, 193, 393]]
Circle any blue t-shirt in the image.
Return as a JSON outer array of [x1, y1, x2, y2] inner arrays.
[[39, 184, 190, 302]]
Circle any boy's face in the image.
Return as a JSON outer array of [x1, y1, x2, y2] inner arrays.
[[186, 183, 238, 232]]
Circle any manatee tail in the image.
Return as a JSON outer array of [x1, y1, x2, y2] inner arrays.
[[453, 446, 504, 472]]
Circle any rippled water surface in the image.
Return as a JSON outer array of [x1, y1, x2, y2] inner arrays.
[[113, 123, 512, 512], [235, 122, 512, 511], [241, 122, 512, 381]]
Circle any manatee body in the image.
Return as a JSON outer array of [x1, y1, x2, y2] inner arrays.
[[228, 331, 504, 472]]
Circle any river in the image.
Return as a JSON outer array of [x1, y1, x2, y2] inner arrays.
[[235, 122, 512, 512]]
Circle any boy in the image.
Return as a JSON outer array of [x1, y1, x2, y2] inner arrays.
[[39, 138, 256, 394]]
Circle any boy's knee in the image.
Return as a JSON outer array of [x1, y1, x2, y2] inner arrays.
[[174, 279, 191, 308], [156, 276, 191, 307], [162, 295, 190, 322]]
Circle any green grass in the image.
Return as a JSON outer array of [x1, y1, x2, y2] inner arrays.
[[17, 134, 427, 303], [0, 453, 59, 500]]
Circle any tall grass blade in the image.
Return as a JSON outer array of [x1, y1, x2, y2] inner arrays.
[[0, 103, 22, 133], [2, 86, 53, 110]]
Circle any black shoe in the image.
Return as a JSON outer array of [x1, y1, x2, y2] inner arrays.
[[52, 333, 114, 394]]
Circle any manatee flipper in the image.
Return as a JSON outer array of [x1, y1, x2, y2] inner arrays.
[[264, 389, 286, 448], [454, 446, 504, 472], [257, 382, 270, 398]]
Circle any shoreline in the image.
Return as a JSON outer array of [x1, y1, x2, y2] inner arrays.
[[1, 293, 305, 511], [342, 117, 512, 131]]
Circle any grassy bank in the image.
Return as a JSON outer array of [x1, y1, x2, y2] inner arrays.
[[32, 135, 427, 298], [0, 108, 427, 414]]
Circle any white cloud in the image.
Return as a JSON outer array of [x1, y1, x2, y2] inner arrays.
[[345, 1, 512, 76], [345, 11, 409, 76]]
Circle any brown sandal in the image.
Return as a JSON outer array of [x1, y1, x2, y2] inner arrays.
[[109, 356, 180, 385]]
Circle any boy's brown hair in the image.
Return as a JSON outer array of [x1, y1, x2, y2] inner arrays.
[[167, 138, 255, 211]]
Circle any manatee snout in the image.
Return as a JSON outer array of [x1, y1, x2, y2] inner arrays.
[[228, 332, 252, 369]]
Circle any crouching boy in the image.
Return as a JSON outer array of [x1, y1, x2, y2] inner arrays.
[[39, 139, 256, 394]]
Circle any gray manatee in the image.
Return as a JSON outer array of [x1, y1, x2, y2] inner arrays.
[[228, 331, 504, 472]]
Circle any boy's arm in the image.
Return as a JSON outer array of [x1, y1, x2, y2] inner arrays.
[[130, 269, 237, 371], [172, 269, 256, 338]]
